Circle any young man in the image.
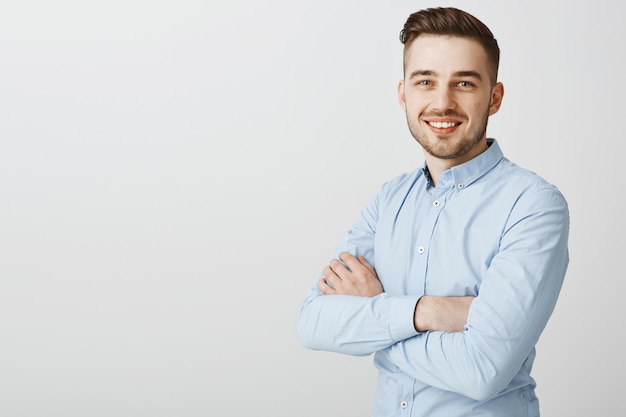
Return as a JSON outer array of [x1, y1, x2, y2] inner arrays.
[[297, 7, 569, 417]]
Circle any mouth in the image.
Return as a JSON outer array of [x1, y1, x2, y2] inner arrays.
[[424, 118, 462, 134], [427, 121, 461, 129]]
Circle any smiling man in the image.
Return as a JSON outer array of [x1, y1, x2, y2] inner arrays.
[[297, 7, 569, 417], [400, 34, 503, 175]]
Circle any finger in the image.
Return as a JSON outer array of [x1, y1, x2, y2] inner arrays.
[[323, 265, 340, 282], [322, 265, 341, 286], [338, 252, 366, 274], [317, 277, 335, 295], [328, 258, 350, 278], [357, 255, 376, 274]]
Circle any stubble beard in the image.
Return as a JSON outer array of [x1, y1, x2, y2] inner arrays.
[[406, 109, 490, 160]]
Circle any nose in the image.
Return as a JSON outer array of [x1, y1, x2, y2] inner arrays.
[[431, 86, 456, 112]]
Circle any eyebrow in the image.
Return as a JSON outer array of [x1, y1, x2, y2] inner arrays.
[[408, 70, 483, 81]]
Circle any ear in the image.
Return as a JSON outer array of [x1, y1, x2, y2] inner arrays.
[[398, 79, 406, 111], [488, 82, 504, 116]]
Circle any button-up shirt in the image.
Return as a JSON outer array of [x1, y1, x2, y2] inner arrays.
[[297, 139, 569, 417]]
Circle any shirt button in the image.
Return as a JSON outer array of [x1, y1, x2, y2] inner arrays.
[[417, 246, 425, 254], [400, 400, 408, 409], [458, 183, 464, 188], [433, 200, 440, 207]]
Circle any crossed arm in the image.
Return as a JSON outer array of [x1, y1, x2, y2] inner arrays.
[[318, 251, 473, 333], [299, 185, 569, 400]]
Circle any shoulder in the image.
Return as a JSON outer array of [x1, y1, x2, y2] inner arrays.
[[492, 158, 569, 218], [497, 157, 564, 193], [378, 167, 425, 197]]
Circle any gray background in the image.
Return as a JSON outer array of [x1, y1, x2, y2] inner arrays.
[[0, 0, 621, 416]]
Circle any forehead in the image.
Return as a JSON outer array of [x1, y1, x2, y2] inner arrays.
[[404, 35, 490, 77]]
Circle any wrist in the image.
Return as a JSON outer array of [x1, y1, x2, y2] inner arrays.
[[413, 295, 430, 332]]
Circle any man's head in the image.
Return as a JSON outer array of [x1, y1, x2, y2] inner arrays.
[[397, 7, 504, 170], [400, 7, 500, 86]]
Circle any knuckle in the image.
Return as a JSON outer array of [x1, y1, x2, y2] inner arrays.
[[330, 259, 341, 269]]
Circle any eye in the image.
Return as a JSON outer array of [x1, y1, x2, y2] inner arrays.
[[457, 81, 474, 88], [415, 79, 432, 87]]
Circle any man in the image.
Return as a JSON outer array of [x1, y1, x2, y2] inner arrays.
[[297, 7, 569, 417]]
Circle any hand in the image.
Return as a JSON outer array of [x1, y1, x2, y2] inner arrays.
[[318, 252, 384, 297], [413, 295, 475, 332]]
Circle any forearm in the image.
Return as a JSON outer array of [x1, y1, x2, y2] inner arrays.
[[413, 295, 474, 332], [379, 327, 524, 402], [297, 288, 419, 356], [298, 277, 474, 356]]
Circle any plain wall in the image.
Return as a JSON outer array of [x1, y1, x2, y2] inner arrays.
[[0, 1, 622, 416]]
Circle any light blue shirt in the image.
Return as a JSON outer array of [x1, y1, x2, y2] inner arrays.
[[297, 139, 569, 417]]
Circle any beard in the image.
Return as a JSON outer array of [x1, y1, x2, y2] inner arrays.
[[406, 108, 490, 160]]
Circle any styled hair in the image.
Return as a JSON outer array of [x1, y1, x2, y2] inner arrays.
[[400, 7, 500, 84]]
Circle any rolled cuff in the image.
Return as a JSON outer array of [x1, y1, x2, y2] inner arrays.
[[389, 295, 421, 342]]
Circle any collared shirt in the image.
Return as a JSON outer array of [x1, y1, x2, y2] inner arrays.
[[297, 139, 569, 417]]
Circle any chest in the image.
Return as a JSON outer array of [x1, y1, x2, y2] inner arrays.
[[373, 185, 509, 296]]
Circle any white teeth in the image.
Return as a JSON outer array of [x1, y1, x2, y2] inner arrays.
[[429, 121, 458, 128]]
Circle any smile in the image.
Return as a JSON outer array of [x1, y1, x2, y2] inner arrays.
[[428, 121, 461, 128]]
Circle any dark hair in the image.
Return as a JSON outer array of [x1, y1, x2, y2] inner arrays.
[[400, 7, 500, 84]]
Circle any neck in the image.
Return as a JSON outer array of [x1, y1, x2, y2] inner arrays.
[[424, 140, 489, 187], [424, 158, 452, 187]]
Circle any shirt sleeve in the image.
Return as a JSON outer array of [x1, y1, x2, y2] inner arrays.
[[379, 186, 570, 401], [296, 182, 420, 356]]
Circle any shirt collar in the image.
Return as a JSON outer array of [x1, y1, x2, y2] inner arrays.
[[421, 138, 504, 189]]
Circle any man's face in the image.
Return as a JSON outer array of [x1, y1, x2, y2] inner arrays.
[[398, 35, 503, 166]]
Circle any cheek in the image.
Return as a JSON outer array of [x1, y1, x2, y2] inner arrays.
[[404, 95, 427, 113], [469, 100, 489, 116]]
